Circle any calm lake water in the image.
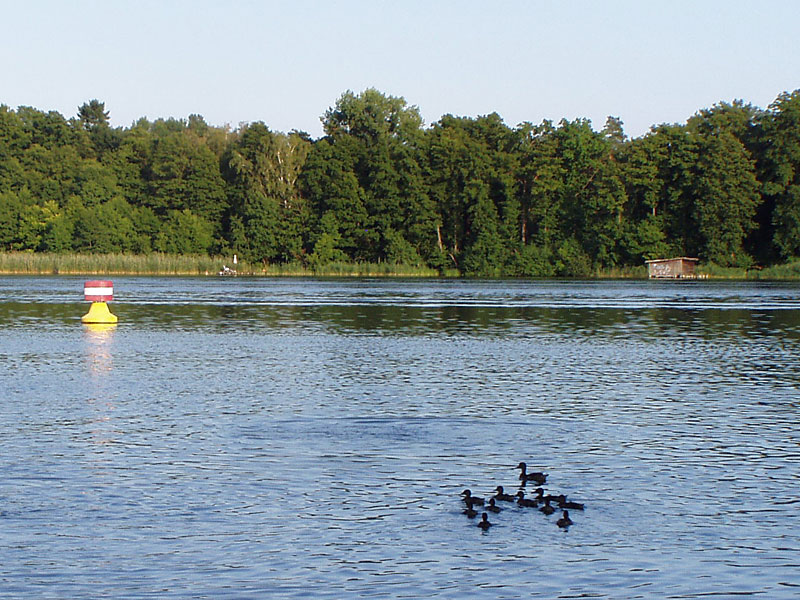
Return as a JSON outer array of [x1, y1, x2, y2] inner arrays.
[[1, 276, 798, 599]]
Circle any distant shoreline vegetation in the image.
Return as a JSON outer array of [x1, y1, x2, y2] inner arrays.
[[2, 251, 800, 280], [0, 251, 441, 277], [2, 89, 800, 278]]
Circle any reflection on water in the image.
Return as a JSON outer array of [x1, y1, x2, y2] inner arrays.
[[0, 277, 799, 599], [82, 322, 117, 450], [83, 322, 116, 376]]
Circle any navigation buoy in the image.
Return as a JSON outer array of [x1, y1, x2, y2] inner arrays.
[[81, 280, 118, 324]]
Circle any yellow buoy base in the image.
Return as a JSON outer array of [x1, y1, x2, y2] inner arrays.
[[82, 302, 118, 324]]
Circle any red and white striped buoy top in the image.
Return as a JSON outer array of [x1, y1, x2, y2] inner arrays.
[[84, 280, 114, 302]]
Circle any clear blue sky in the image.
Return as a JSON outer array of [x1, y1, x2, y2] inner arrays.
[[3, 0, 798, 138]]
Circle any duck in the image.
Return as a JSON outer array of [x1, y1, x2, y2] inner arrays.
[[556, 495, 585, 510], [516, 462, 547, 485], [533, 487, 559, 504], [486, 498, 502, 513], [516, 490, 538, 508], [493, 486, 516, 502], [477, 512, 492, 530], [557, 510, 573, 528], [539, 498, 555, 515], [463, 506, 478, 518], [461, 489, 485, 508]]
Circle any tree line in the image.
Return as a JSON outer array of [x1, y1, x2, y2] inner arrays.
[[1, 89, 799, 276]]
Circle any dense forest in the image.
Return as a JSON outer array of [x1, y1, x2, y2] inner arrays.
[[1, 88, 799, 276]]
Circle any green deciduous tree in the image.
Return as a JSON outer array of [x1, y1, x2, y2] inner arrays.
[[72, 197, 137, 253], [516, 120, 564, 250], [461, 180, 506, 276], [424, 113, 517, 272], [616, 133, 670, 261], [304, 89, 433, 265], [0, 191, 24, 249], [154, 209, 214, 254], [224, 123, 311, 263], [552, 118, 627, 267], [759, 90, 800, 259], [691, 131, 760, 266], [646, 124, 700, 257]]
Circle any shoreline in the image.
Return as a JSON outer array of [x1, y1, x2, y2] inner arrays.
[[1, 252, 799, 280]]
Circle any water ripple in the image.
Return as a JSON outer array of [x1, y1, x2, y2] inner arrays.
[[1, 278, 799, 598]]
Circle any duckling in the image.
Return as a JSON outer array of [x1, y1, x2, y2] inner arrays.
[[461, 489, 485, 509], [516, 462, 547, 485], [493, 486, 516, 502], [557, 510, 573, 528], [463, 506, 478, 518], [486, 498, 502, 513], [533, 487, 559, 504], [477, 512, 492, 530], [556, 495, 584, 510], [516, 490, 538, 508], [539, 498, 555, 515]]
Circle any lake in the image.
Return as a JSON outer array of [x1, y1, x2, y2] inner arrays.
[[1, 276, 798, 598]]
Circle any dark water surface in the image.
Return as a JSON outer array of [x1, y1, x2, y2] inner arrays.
[[1, 277, 798, 598]]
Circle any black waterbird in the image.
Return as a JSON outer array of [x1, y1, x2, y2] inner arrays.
[[461, 489, 485, 509], [539, 498, 555, 515], [516, 462, 547, 485], [493, 486, 516, 502], [557, 510, 573, 528], [556, 495, 585, 510], [533, 487, 558, 503]]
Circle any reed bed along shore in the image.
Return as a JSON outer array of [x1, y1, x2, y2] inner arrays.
[[2, 252, 800, 279], [698, 260, 800, 280], [0, 252, 224, 275], [0, 252, 440, 277]]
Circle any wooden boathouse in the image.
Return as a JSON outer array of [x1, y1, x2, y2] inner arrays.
[[645, 257, 699, 279]]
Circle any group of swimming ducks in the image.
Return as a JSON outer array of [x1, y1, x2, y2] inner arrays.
[[461, 462, 584, 531]]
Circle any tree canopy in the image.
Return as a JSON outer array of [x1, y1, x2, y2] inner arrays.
[[1, 88, 799, 275]]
